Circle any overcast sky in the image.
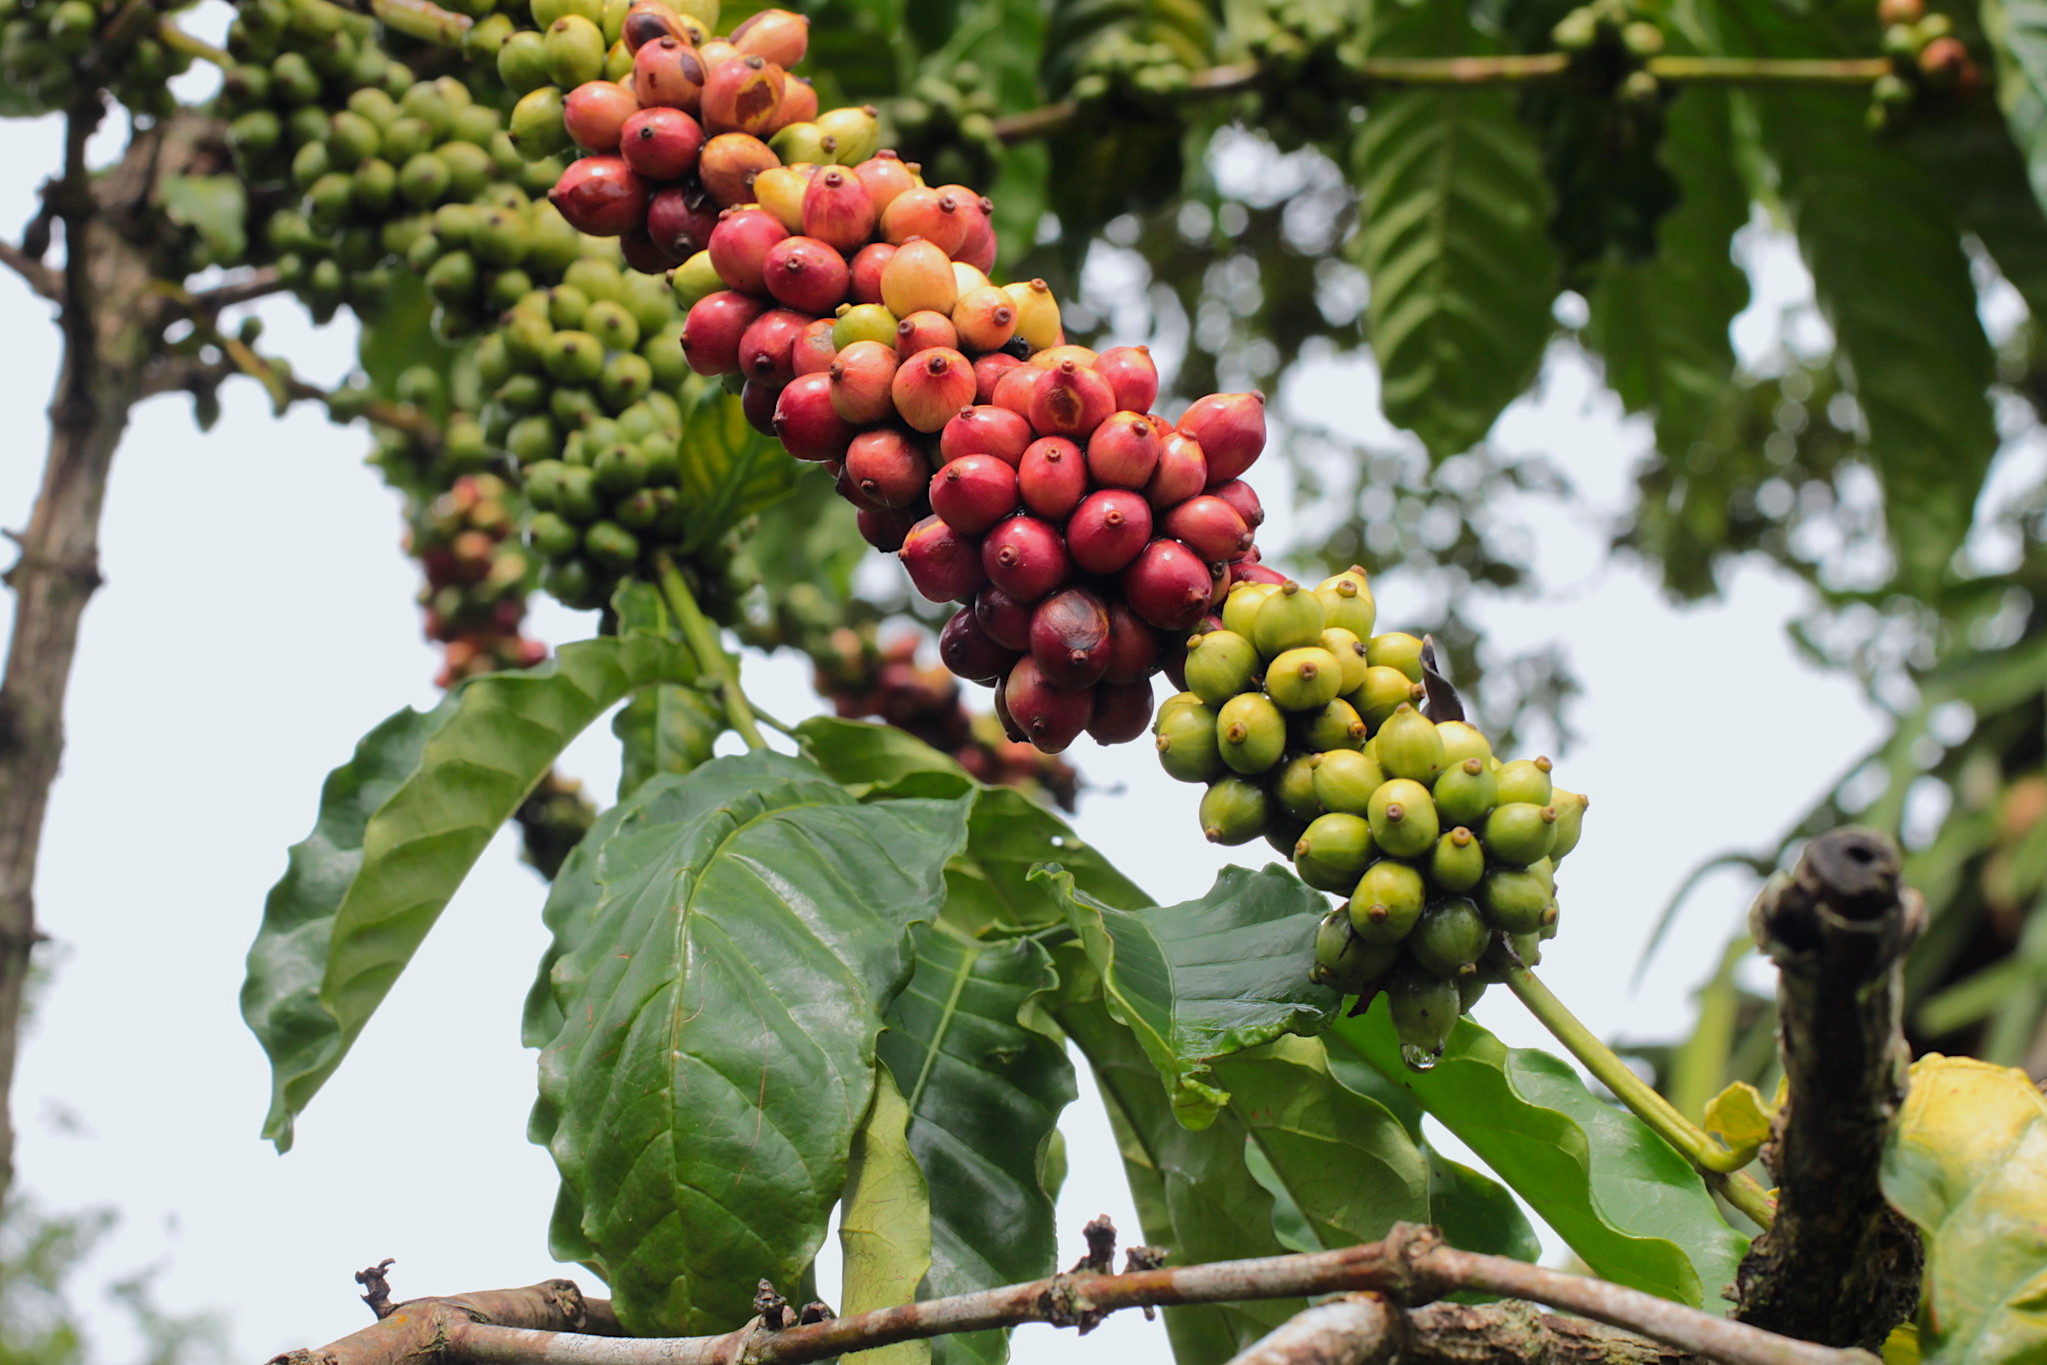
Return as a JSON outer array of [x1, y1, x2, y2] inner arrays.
[[0, 94, 1916, 1364]]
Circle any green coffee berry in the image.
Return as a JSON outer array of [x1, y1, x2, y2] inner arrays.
[[1314, 569, 1375, 638], [1494, 756, 1554, 806], [1155, 696, 1225, 783], [1387, 963, 1460, 1068], [1264, 646, 1344, 712], [1350, 664, 1423, 728], [1367, 631, 1424, 682], [1549, 787, 1588, 859], [1200, 776, 1271, 845], [1312, 908, 1400, 995], [1374, 704, 1445, 782], [1317, 627, 1370, 693], [1184, 629, 1261, 708], [1435, 720, 1493, 768], [1293, 813, 1375, 893], [1273, 753, 1323, 825], [1410, 896, 1489, 977], [1428, 827, 1486, 894], [1481, 802, 1557, 866], [1251, 581, 1326, 657], [1216, 691, 1286, 775], [1289, 698, 1365, 754], [1312, 747, 1385, 816], [1478, 867, 1552, 935], [1350, 859, 1425, 943], [1222, 580, 1280, 638], [583, 518, 640, 571], [1431, 756, 1496, 829], [1367, 777, 1438, 859]]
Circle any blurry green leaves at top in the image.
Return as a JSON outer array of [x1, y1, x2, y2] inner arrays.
[[1350, 0, 1560, 459], [241, 629, 698, 1152], [1982, 0, 2047, 213], [1883, 1054, 2047, 1364], [530, 752, 970, 1334]]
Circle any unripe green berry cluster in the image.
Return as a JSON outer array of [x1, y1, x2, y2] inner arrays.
[[1153, 568, 1590, 1067], [0, 0, 191, 118]]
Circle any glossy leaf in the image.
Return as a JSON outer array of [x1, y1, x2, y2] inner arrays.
[[840, 1066, 934, 1365], [1211, 1036, 1431, 1250], [1056, 984, 1300, 1365], [242, 633, 698, 1151], [1584, 87, 1749, 459], [533, 753, 969, 1333], [877, 932, 1073, 1365], [1041, 864, 1338, 1127], [1983, 0, 2047, 213], [1883, 1054, 2047, 1364], [800, 717, 1147, 930], [1329, 1003, 1747, 1309], [610, 583, 723, 799], [676, 376, 801, 554], [1350, 1, 1558, 458]]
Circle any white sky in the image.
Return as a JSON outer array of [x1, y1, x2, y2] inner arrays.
[[0, 98, 1894, 1364]]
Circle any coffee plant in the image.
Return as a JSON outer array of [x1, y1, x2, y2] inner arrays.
[[7, 0, 2047, 1361]]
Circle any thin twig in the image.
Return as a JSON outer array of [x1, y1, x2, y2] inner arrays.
[[295, 1226, 1877, 1365], [155, 19, 232, 68], [183, 266, 285, 312], [0, 240, 62, 301]]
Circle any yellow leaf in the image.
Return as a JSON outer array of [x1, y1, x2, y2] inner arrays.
[[1702, 1081, 1773, 1161], [839, 1066, 932, 1365]]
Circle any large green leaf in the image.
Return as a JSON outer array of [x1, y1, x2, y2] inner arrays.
[[1042, 864, 1337, 1128], [1056, 984, 1302, 1365], [1903, 102, 2047, 322], [1983, 0, 2047, 214], [877, 932, 1074, 1365], [1350, 1, 1559, 458], [1883, 1054, 2047, 1364], [1329, 1003, 1746, 1309], [1211, 1036, 1430, 1250], [1585, 87, 1750, 458], [676, 376, 801, 553], [799, 716, 1148, 931], [160, 175, 248, 264], [1706, 0, 2000, 593], [242, 633, 698, 1151], [840, 1066, 934, 1365], [533, 753, 970, 1333]]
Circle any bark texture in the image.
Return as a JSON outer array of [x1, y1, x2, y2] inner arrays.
[[1734, 828, 1926, 1349]]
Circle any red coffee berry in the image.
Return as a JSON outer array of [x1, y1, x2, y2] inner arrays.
[[1145, 430, 1207, 510], [1100, 600, 1163, 684], [828, 340, 899, 424], [900, 514, 987, 602], [1067, 488, 1154, 576], [1096, 345, 1160, 415], [1085, 410, 1163, 489], [1016, 437, 1087, 521], [802, 166, 879, 253], [564, 80, 639, 153], [1029, 586, 1112, 689], [736, 307, 809, 386], [928, 453, 1019, 535], [938, 606, 1016, 685], [619, 106, 704, 179], [1086, 679, 1155, 744], [771, 372, 853, 462], [940, 404, 1034, 467], [1120, 537, 1213, 631], [1160, 494, 1253, 562], [891, 347, 976, 432], [973, 585, 1034, 651], [762, 234, 851, 314], [681, 290, 769, 375], [982, 514, 1070, 602], [1002, 656, 1094, 754], [707, 205, 790, 295], [1179, 391, 1267, 485], [845, 428, 932, 509], [1028, 360, 1116, 439], [549, 156, 649, 236]]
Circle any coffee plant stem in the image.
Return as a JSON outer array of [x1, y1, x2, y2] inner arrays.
[[656, 556, 767, 753], [1502, 963, 1779, 1227], [153, 20, 231, 69], [370, 0, 473, 46]]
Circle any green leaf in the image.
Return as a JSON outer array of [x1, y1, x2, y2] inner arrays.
[[1884, 1054, 2047, 1364], [1584, 87, 1750, 458], [242, 633, 699, 1151], [160, 175, 247, 263], [610, 582, 723, 799], [1901, 102, 2047, 323], [534, 753, 970, 1333], [676, 376, 800, 554], [1428, 1147, 1543, 1266], [1350, 2, 1558, 458], [840, 1066, 934, 1365], [1056, 985, 1301, 1365], [1983, 0, 2047, 215], [1329, 1003, 1747, 1309], [1211, 1036, 1431, 1250], [877, 932, 1074, 1365], [1041, 863, 1338, 1128], [1706, 0, 2000, 593], [800, 717, 1148, 932]]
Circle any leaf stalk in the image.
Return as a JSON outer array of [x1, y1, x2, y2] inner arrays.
[[655, 557, 767, 752]]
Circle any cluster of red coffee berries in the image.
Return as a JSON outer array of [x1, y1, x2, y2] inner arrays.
[[810, 626, 1081, 811], [410, 473, 550, 688]]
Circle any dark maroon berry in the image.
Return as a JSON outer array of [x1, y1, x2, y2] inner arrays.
[[991, 671, 1027, 742], [899, 514, 986, 601], [982, 514, 1070, 603], [1100, 600, 1163, 684], [857, 503, 921, 551], [1067, 489, 1154, 576], [740, 377, 782, 435], [1120, 538, 1214, 631], [973, 586, 1033, 652], [646, 183, 719, 259], [1029, 586, 1112, 689], [1086, 679, 1155, 744], [938, 606, 1016, 685], [1002, 656, 1094, 754], [736, 307, 809, 386]]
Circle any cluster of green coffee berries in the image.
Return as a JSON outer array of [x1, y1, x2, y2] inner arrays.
[[1153, 568, 1588, 1067], [0, 0, 192, 118], [1551, 0, 1665, 107]]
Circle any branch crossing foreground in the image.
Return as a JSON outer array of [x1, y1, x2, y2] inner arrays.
[[275, 1223, 1877, 1365]]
